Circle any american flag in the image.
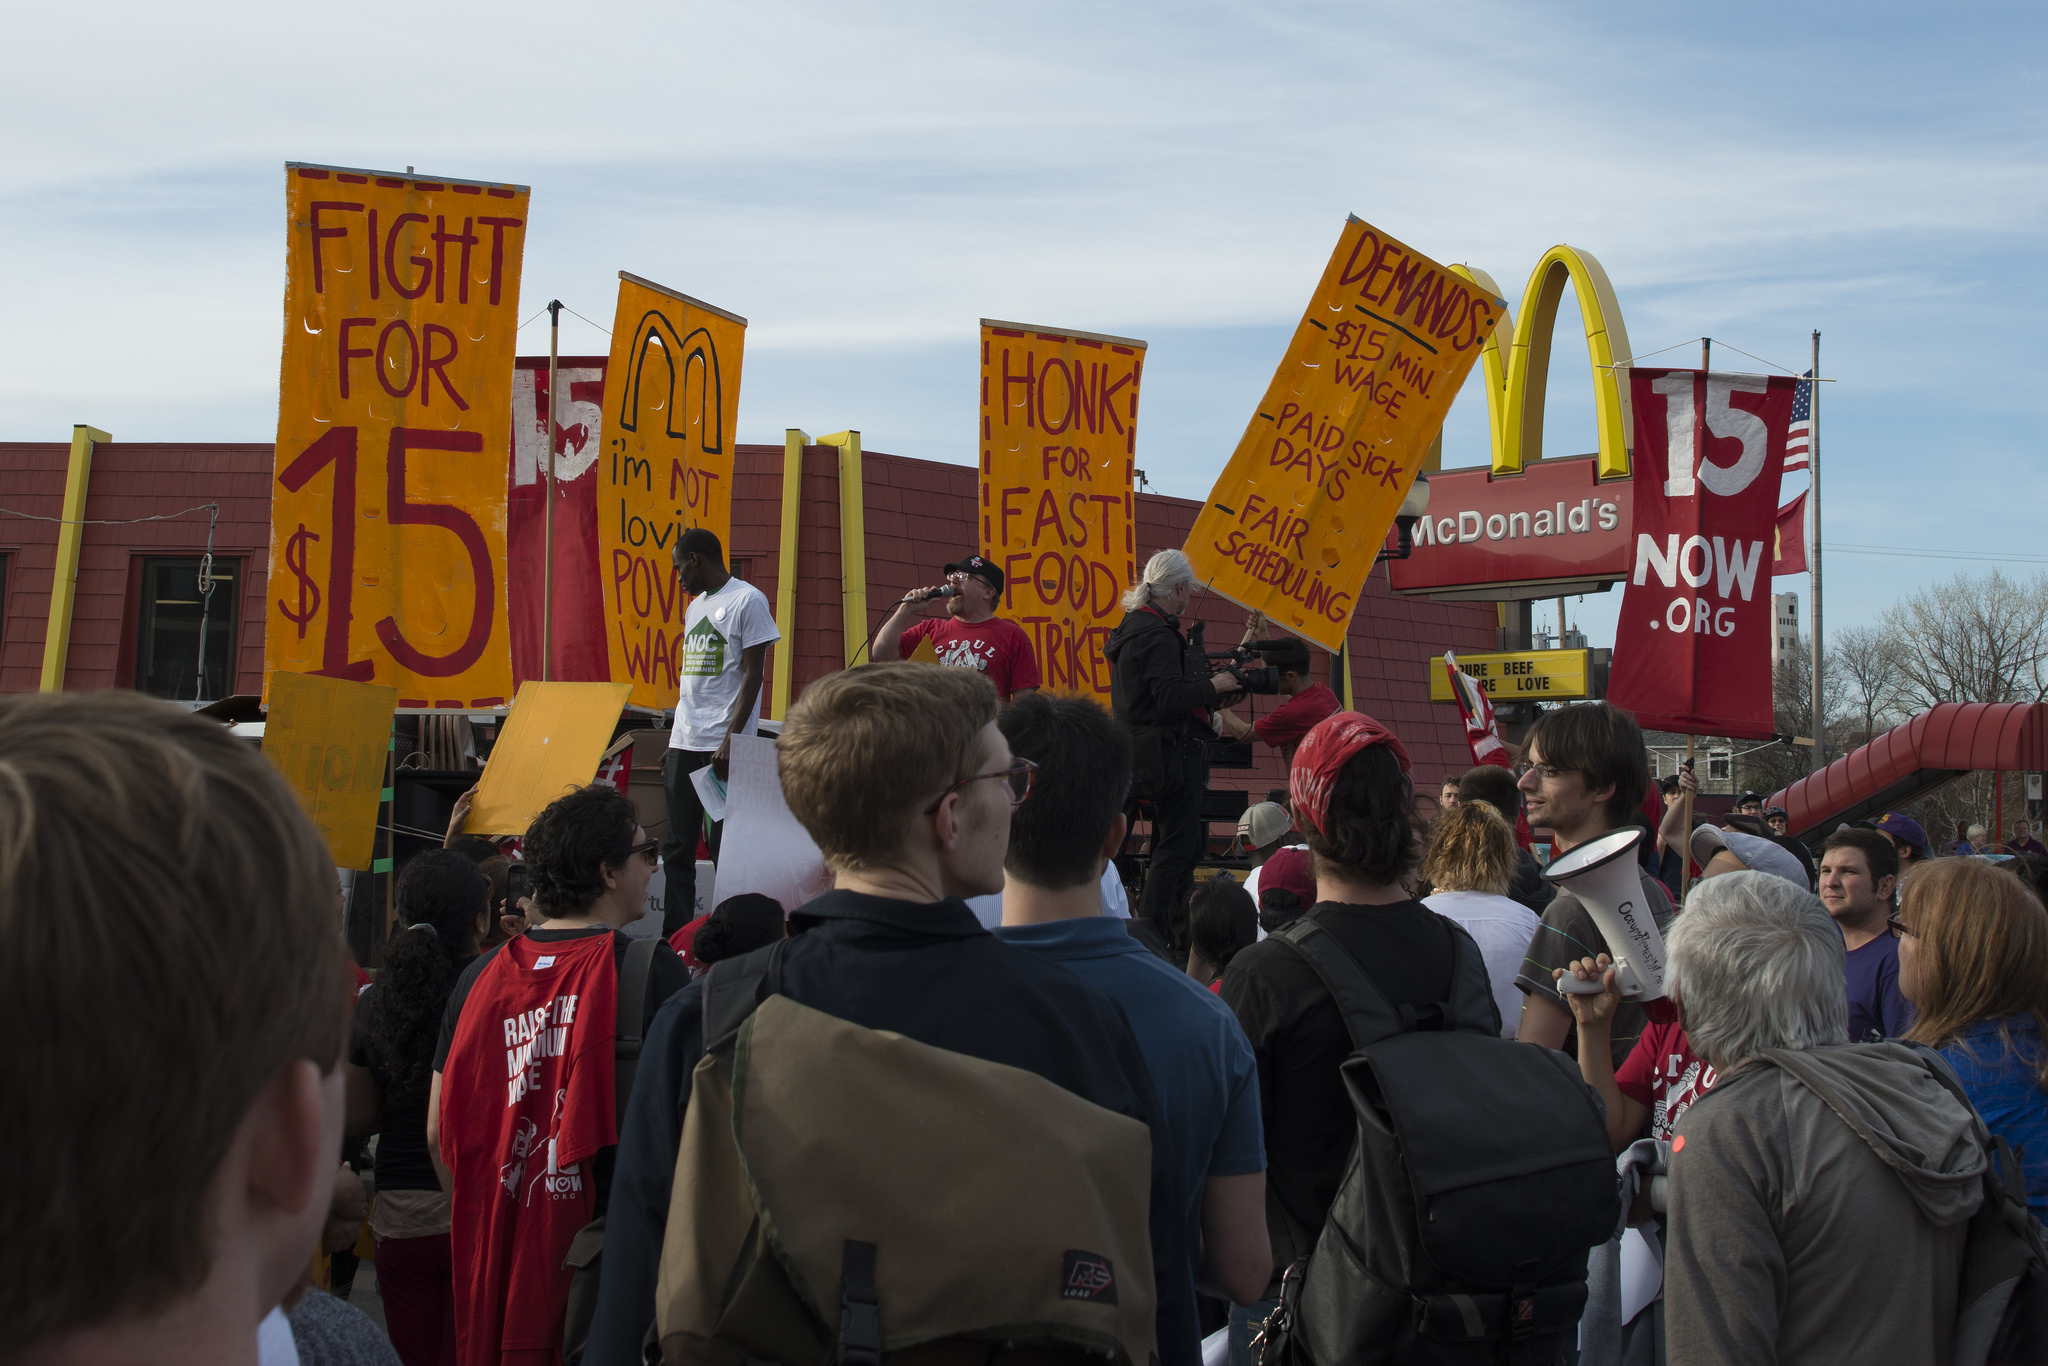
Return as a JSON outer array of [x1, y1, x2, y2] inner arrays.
[[1783, 370, 1813, 470]]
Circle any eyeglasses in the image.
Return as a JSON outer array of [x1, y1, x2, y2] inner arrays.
[[924, 758, 1038, 814], [1514, 761, 1575, 782], [627, 838, 660, 866], [1886, 911, 1914, 939]]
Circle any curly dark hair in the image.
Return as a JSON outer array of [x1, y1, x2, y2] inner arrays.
[[524, 784, 640, 918], [1301, 743, 1423, 888], [694, 893, 787, 965], [369, 850, 488, 1099]]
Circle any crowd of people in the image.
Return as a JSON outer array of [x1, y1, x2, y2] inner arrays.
[[12, 545, 2048, 1366]]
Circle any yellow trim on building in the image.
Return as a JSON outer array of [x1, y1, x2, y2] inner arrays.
[[770, 429, 809, 718], [40, 425, 110, 692]]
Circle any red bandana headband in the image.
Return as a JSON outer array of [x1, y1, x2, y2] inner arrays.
[[1289, 711, 1412, 838]]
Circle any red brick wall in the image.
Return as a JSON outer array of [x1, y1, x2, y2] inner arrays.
[[0, 442, 272, 696], [0, 438, 1498, 788]]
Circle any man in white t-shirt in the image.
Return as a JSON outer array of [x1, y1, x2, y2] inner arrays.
[[664, 528, 780, 933]]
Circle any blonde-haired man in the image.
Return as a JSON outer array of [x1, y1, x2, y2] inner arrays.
[[588, 663, 1202, 1364]]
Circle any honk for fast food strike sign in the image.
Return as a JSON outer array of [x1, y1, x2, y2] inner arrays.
[[267, 163, 528, 707], [1185, 216, 1505, 653], [979, 320, 1144, 699]]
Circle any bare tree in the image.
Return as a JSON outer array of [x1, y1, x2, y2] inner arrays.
[[1833, 623, 1906, 748], [1881, 568, 2048, 709]]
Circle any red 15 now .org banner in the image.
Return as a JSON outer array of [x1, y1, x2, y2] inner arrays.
[[1607, 368, 1797, 739], [266, 163, 528, 708], [979, 320, 1144, 699]]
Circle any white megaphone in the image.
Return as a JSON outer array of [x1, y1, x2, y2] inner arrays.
[[1542, 827, 1669, 1002]]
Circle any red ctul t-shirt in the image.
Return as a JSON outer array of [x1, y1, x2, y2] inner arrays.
[[440, 932, 618, 1365], [1254, 683, 1341, 754], [1614, 1020, 1719, 1142], [900, 616, 1041, 700]]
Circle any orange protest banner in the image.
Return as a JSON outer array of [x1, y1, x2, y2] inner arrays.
[[266, 163, 528, 707], [464, 681, 633, 836], [599, 273, 748, 710], [262, 670, 399, 870], [978, 320, 1144, 699], [1184, 216, 1505, 652]]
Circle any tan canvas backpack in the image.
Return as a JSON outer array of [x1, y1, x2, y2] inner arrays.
[[653, 945, 1158, 1366]]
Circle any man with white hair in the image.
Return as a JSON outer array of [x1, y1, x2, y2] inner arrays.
[[1660, 872, 1986, 1366], [1107, 549, 1244, 952]]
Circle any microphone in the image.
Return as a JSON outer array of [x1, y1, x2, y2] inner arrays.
[[910, 585, 958, 603]]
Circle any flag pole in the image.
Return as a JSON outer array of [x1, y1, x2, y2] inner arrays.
[[544, 300, 562, 682], [1808, 330, 1823, 770]]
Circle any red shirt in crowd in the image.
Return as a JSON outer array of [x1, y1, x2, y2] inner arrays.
[[1254, 683, 1341, 757], [900, 616, 1041, 701], [1615, 1020, 1719, 1142], [440, 932, 618, 1365]]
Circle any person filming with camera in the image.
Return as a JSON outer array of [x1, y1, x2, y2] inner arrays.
[[1209, 614, 1339, 763], [1107, 549, 1244, 954]]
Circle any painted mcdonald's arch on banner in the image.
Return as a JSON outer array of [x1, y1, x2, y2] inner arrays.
[[1392, 244, 1640, 600]]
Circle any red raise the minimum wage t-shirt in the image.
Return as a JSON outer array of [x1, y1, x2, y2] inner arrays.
[[440, 932, 618, 1366]]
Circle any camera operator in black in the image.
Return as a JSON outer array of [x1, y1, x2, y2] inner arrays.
[[1106, 549, 1243, 954]]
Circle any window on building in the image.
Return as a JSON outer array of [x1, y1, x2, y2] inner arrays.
[[1707, 751, 1732, 781], [135, 557, 239, 701]]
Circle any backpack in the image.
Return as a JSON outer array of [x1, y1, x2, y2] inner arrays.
[[1253, 913, 1619, 1366], [560, 934, 661, 1365], [653, 941, 1160, 1365], [1905, 1046, 2048, 1366]]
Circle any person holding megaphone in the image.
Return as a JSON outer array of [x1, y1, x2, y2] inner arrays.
[[1510, 702, 1678, 1069]]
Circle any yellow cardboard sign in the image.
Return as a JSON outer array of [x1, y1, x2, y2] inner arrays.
[[1428, 649, 1592, 702], [267, 163, 528, 707], [1184, 216, 1506, 652], [262, 670, 399, 870], [465, 681, 633, 836], [979, 320, 1144, 700], [599, 273, 748, 711]]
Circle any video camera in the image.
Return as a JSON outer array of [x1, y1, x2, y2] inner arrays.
[[1186, 621, 1285, 696]]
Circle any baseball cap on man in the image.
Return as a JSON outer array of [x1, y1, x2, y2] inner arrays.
[[945, 555, 1004, 592], [1235, 802, 1294, 852], [1690, 824, 1809, 888], [1868, 811, 1931, 858]]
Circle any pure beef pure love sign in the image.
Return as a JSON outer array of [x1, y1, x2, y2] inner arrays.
[[1606, 368, 1798, 740]]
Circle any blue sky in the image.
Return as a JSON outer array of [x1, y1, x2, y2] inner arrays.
[[4, 0, 2041, 645]]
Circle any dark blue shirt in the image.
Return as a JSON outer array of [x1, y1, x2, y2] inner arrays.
[[997, 917, 1266, 1309], [1942, 1017, 2048, 1217], [584, 890, 1198, 1365], [1845, 933, 1913, 1042]]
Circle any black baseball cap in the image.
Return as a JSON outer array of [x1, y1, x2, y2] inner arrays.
[[945, 555, 1004, 592]]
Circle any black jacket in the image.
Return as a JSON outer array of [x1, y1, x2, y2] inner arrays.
[[1105, 606, 1219, 732]]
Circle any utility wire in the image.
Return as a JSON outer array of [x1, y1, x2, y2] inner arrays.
[[1829, 543, 2048, 566], [0, 502, 218, 526]]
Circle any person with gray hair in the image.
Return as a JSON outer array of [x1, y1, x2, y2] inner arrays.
[[1106, 549, 1243, 951], [1659, 871, 1988, 1366]]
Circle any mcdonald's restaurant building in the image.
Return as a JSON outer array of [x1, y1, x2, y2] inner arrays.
[[0, 426, 1504, 799]]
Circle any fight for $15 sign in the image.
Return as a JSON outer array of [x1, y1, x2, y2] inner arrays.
[[600, 273, 747, 710], [1185, 216, 1504, 653], [267, 164, 528, 707], [979, 320, 1144, 698]]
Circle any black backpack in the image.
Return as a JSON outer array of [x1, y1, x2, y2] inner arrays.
[[1253, 913, 1619, 1365]]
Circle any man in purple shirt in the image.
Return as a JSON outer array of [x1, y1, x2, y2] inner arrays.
[[1817, 828, 1910, 1041], [2010, 820, 2048, 858]]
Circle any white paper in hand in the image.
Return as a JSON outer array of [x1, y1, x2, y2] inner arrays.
[[715, 733, 831, 912], [689, 760, 729, 823]]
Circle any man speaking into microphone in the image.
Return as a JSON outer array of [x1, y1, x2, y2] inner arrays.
[[874, 553, 1041, 704]]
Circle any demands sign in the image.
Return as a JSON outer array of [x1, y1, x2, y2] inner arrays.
[[1185, 216, 1505, 652], [979, 320, 1144, 698], [600, 274, 748, 710], [268, 163, 528, 707]]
